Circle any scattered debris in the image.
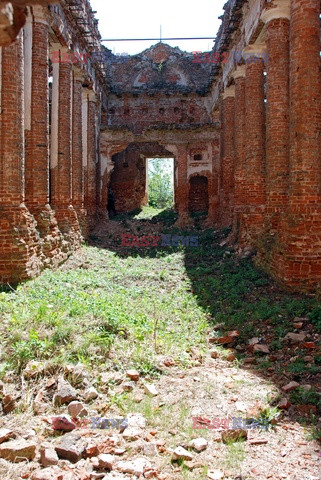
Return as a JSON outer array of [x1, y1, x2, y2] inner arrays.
[[143, 383, 158, 396], [53, 377, 78, 406], [126, 369, 140, 381], [0, 439, 36, 462], [221, 429, 248, 443], [282, 381, 300, 393], [55, 433, 86, 463], [172, 446, 194, 461], [189, 437, 208, 452], [83, 386, 99, 402]]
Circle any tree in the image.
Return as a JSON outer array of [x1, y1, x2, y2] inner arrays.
[[148, 158, 174, 209]]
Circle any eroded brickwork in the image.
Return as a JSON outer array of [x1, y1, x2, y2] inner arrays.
[[240, 57, 266, 245], [232, 67, 246, 238], [2, 0, 321, 291], [0, 0, 56, 46], [0, 32, 42, 282], [101, 43, 220, 228], [0, 1, 106, 283], [212, 0, 321, 291], [189, 176, 209, 213], [220, 91, 235, 227]]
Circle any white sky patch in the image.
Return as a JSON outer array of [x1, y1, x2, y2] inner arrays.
[[148, 158, 174, 178], [90, 0, 226, 55]]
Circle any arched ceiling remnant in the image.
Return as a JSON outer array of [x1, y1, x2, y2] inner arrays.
[[105, 42, 214, 95]]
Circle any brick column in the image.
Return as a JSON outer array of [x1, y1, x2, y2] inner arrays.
[[82, 89, 89, 219], [0, 35, 25, 207], [25, 7, 49, 210], [232, 66, 246, 239], [240, 45, 267, 246], [23, 9, 32, 133], [86, 91, 97, 223], [203, 139, 220, 227], [0, 33, 42, 283], [24, 6, 62, 264], [262, 1, 290, 230], [220, 86, 235, 228], [50, 47, 81, 246], [72, 67, 87, 235], [174, 144, 194, 227], [274, 0, 321, 289]]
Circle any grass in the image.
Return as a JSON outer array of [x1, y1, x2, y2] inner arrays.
[[224, 441, 247, 470], [290, 387, 321, 407], [256, 405, 281, 429], [0, 224, 209, 377], [305, 415, 321, 442], [0, 206, 320, 388]]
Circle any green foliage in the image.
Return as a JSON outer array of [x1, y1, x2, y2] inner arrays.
[[309, 306, 321, 332], [0, 206, 320, 386], [305, 417, 321, 441], [290, 387, 321, 407], [0, 219, 209, 375], [11, 330, 55, 371], [257, 405, 281, 429], [148, 158, 173, 209], [287, 359, 320, 376]]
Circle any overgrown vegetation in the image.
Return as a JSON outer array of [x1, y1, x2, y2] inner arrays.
[[148, 158, 174, 209], [0, 206, 320, 389], [290, 387, 321, 407], [0, 215, 207, 376]]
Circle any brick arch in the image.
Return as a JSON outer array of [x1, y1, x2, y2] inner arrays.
[[108, 142, 175, 213]]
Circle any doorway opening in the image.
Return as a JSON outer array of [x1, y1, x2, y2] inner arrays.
[[147, 157, 174, 209]]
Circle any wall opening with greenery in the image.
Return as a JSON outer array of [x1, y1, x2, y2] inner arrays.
[[147, 157, 174, 209]]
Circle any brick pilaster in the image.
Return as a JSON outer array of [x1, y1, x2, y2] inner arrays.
[[56, 56, 72, 207], [86, 91, 97, 223], [240, 45, 266, 246], [174, 144, 194, 227], [72, 67, 87, 235], [0, 33, 42, 283], [262, 2, 290, 230], [50, 47, 81, 247], [232, 66, 246, 238], [82, 88, 89, 221], [24, 7, 63, 265], [25, 7, 49, 209], [0, 34, 25, 206], [273, 0, 321, 289], [204, 140, 220, 227], [220, 87, 235, 228]]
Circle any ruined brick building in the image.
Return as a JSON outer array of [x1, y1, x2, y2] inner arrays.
[[0, 0, 320, 292]]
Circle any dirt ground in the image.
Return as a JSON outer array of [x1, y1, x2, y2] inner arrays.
[[0, 212, 320, 480]]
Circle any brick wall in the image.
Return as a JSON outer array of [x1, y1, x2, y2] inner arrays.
[[188, 176, 209, 213], [0, 2, 105, 283], [3, 0, 321, 292]]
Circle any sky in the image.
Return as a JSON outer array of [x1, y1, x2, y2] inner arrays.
[[148, 158, 174, 178], [90, 0, 226, 56]]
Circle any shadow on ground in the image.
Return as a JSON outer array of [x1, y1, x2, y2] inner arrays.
[[88, 207, 321, 440]]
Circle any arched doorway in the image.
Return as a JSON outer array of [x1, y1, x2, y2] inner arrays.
[[108, 142, 175, 213]]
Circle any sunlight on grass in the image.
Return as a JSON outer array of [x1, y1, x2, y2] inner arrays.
[[0, 237, 209, 376], [0, 206, 320, 382]]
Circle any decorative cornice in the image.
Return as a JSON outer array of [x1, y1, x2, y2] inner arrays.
[[261, 0, 290, 24], [232, 65, 246, 80], [88, 90, 96, 102], [223, 86, 235, 99], [73, 67, 85, 82], [32, 5, 49, 25], [242, 43, 268, 62]]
